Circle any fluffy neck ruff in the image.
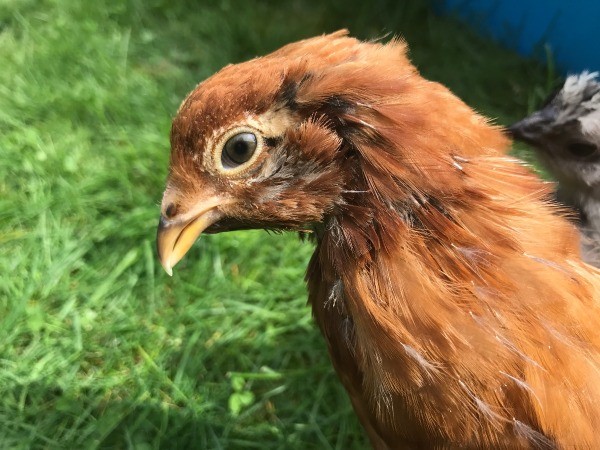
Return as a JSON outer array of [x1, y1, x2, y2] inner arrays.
[[304, 79, 591, 447]]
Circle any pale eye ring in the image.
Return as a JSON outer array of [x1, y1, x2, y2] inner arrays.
[[213, 126, 264, 177], [221, 132, 257, 168]]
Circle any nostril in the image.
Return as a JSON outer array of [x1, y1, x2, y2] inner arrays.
[[165, 203, 178, 219]]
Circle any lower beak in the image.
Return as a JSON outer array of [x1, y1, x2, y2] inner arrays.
[[156, 197, 228, 276]]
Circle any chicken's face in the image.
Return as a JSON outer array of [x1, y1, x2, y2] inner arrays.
[[156, 58, 348, 275], [508, 72, 600, 189], [155, 31, 509, 276]]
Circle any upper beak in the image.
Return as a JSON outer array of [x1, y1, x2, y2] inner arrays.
[[156, 196, 230, 276]]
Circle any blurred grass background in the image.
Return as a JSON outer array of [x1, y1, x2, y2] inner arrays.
[[0, 0, 552, 448]]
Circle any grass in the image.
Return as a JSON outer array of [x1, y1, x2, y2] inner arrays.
[[0, 0, 553, 448]]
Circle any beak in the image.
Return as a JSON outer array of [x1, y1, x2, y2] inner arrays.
[[506, 110, 553, 145], [156, 196, 230, 276]]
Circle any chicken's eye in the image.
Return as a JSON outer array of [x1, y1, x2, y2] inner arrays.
[[567, 142, 598, 158], [221, 132, 258, 168]]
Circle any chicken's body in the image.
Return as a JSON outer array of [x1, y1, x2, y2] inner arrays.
[[156, 32, 600, 448]]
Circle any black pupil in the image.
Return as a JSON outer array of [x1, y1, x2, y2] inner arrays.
[[567, 142, 597, 158], [222, 132, 257, 167]]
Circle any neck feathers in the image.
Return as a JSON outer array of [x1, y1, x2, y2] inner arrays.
[[307, 95, 598, 445]]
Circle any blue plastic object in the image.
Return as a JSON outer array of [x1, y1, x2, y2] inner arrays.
[[437, 0, 599, 74]]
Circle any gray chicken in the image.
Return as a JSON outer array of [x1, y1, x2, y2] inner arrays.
[[509, 72, 600, 266]]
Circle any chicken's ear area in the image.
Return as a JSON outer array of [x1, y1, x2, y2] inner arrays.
[[156, 198, 228, 276]]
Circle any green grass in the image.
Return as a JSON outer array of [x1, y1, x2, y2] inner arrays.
[[0, 1, 552, 448]]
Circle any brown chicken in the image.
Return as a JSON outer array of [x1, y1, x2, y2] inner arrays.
[[156, 31, 600, 449]]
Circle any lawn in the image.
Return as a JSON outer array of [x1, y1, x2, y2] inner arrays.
[[0, 0, 551, 448]]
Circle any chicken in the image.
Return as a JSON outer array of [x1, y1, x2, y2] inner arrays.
[[156, 31, 600, 449], [508, 72, 600, 266]]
